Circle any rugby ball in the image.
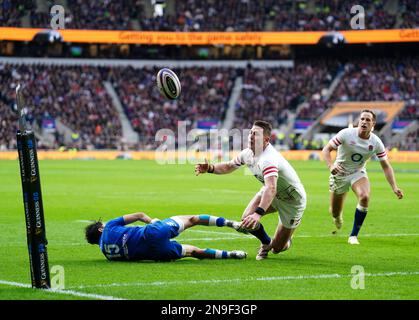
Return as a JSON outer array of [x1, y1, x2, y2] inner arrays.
[[156, 68, 181, 100]]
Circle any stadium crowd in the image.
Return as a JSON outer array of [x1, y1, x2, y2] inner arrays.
[[295, 57, 418, 151], [0, 0, 34, 27], [235, 60, 341, 129], [0, 101, 18, 151], [0, 64, 122, 150], [0, 59, 417, 151], [296, 57, 419, 121], [29, 0, 143, 30], [399, 0, 419, 28], [109, 66, 236, 148], [4, 0, 417, 31], [392, 129, 418, 151]]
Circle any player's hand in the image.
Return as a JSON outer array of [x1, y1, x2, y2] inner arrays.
[[330, 164, 346, 175], [393, 187, 403, 199], [195, 158, 209, 176], [241, 213, 261, 230]]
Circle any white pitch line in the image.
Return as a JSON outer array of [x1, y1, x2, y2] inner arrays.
[[69, 271, 419, 290], [0, 280, 125, 300], [187, 229, 244, 236], [178, 237, 249, 242], [296, 233, 419, 238], [1, 232, 418, 247]]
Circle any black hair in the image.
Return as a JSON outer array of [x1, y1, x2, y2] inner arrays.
[[85, 220, 104, 245]]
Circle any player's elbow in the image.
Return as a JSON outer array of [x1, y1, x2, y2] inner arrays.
[[135, 212, 146, 220], [322, 144, 332, 154]]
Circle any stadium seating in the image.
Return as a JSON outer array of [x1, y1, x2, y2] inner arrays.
[[295, 57, 418, 150], [296, 57, 419, 120], [27, 0, 142, 30], [1, 59, 416, 151], [399, 0, 419, 28], [0, 0, 35, 27], [234, 59, 340, 129], [0, 101, 18, 151], [109, 66, 236, 149], [7, 0, 416, 31], [0, 64, 122, 149]]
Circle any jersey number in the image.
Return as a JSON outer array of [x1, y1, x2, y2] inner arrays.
[[103, 244, 122, 259]]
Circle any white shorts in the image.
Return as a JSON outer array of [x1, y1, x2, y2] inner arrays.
[[258, 185, 306, 229], [329, 170, 368, 194]]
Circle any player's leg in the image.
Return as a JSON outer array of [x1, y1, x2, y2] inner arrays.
[[240, 191, 275, 246], [181, 244, 247, 260], [269, 194, 305, 256], [270, 225, 295, 253], [349, 176, 370, 244], [330, 192, 347, 232], [169, 215, 242, 233], [329, 173, 351, 232]]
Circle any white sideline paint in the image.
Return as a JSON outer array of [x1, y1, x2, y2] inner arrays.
[[1, 232, 419, 247], [187, 229, 244, 236], [0, 280, 125, 300], [69, 271, 419, 290], [5, 231, 419, 247], [296, 233, 419, 238], [180, 232, 419, 240]]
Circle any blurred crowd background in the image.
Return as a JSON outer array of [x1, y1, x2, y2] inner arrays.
[[0, 0, 417, 152]]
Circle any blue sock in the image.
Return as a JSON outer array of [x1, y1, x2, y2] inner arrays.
[[249, 224, 271, 245], [216, 217, 226, 227], [198, 214, 226, 227], [350, 206, 368, 237], [204, 249, 228, 259]]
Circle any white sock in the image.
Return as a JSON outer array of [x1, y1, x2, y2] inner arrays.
[[356, 204, 368, 213]]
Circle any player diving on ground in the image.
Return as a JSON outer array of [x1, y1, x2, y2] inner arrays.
[[85, 212, 247, 261]]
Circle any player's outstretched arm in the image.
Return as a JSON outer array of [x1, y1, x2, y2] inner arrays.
[[380, 159, 404, 199], [195, 158, 238, 175], [122, 212, 154, 225]]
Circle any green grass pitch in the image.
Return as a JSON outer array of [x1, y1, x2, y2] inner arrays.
[[0, 159, 418, 300]]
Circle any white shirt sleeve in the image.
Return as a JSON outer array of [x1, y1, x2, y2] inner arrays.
[[375, 138, 388, 161], [261, 159, 279, 179], [229, 149, 247, 168], [329, 128, 347, 149]]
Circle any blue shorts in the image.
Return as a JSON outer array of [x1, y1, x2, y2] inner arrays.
[[142, 218, 183, 261]]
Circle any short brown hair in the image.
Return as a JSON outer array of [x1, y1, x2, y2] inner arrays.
[[253, 120, 272, 138], [361, 109, 376, 122]]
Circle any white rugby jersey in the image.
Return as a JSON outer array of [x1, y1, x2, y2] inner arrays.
[[330, 128, 388, 174], [230, 143, 305, 199]]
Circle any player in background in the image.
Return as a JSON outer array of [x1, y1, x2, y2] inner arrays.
[[195, 120, 307, 260], [85, 212, 247, 261], [322, 109, 404, 245]]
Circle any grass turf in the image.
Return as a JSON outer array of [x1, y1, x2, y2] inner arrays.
[[0, 159, 418, 300]]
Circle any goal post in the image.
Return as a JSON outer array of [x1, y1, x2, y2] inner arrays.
[[16, 84, 51, 289]]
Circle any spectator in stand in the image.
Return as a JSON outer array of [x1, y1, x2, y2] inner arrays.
[[7, 0, 411, 31], [109, 66, 235, 149], [0, 64, 122, 150], [234, 60, 339, 130], [0, 0, 35, 27]]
